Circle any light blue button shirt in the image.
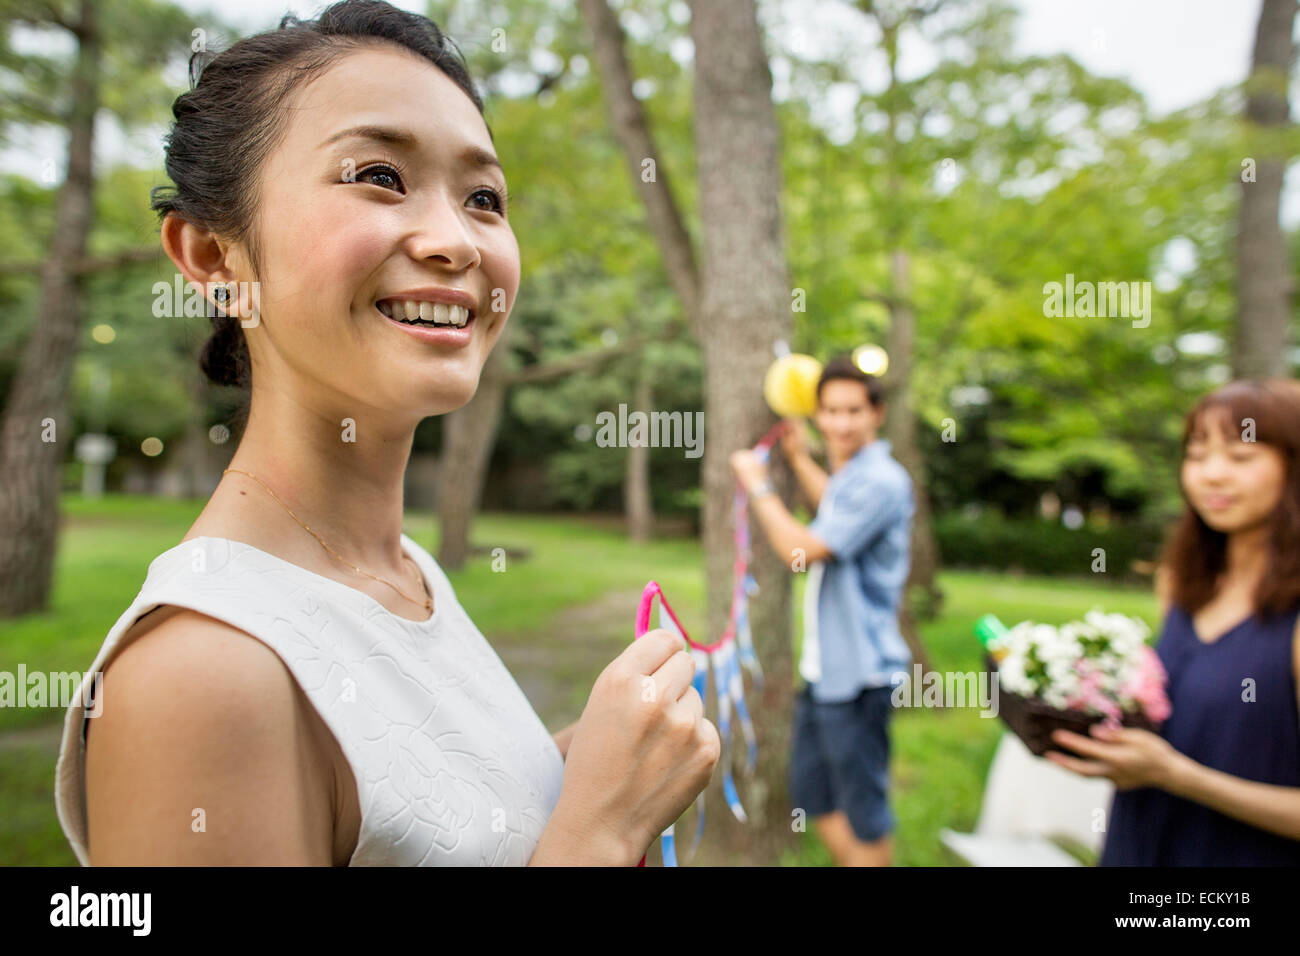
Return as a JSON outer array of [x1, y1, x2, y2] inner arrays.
[[803, 438, 914, 703]]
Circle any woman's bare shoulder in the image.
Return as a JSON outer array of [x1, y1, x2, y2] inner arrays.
[[102, 607, 299, 719], [85, 608, 335, 864]]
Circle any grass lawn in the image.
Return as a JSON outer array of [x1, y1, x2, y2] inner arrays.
[[1, 494, 1157, 866]]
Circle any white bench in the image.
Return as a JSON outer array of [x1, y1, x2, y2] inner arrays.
[[940, 731, 1115, 866]]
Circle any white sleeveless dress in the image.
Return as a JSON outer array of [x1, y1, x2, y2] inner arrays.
[[54, 534, 566, 866]]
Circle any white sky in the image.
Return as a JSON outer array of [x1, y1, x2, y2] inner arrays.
[[1013, 0, 1261, 117], [4, 0, 1287, 218], [164, 0, 1266, 117]]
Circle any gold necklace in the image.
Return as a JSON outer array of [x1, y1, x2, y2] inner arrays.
[[221, 467, 433, 616]]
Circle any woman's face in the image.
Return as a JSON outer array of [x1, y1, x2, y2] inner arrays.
[[233, 45, 520, 424], [1181, 408, 1287, 535]]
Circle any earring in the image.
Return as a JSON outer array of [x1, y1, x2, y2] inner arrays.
[[213, 283, 237, 316]]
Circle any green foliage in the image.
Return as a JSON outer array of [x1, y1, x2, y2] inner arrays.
[[933, 510, 1168, 581], [0, 0, 205, 131], [0, 0, 1284, 525], [776, 0, 1250, 523]]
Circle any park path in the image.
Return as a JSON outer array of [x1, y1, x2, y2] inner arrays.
[[490, 587, 643, 733], [0, 723, 62, 752]]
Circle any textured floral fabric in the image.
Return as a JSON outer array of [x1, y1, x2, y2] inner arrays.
[[55, 535, 565, 866]]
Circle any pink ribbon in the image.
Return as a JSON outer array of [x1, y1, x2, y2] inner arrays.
[[629, 421, 788, 866]]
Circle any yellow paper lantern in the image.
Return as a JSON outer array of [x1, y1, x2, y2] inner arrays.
[[763, 353, 823, 418]]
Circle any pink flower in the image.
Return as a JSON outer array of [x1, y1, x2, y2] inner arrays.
[[1066, 662, 1121, 720], [1121, 646, 1172, 723]]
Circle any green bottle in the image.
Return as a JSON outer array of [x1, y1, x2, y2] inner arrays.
[[974, 614, 1011, 647]]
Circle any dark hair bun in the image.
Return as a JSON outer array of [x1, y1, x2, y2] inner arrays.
[[199, 314, 251, 388]]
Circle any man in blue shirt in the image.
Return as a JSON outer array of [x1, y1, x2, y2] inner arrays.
[[730, 357, 914, 866]]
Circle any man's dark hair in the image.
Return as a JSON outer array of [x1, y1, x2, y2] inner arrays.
[[816, 356, 884, 408]]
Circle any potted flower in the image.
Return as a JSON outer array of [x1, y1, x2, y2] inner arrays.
[[975, 611, 1172, 757]]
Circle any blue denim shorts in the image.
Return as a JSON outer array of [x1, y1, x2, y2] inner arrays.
[[789, 684, 895, 842]]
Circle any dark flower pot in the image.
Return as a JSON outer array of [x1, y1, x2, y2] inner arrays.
[[986, 655, 1162, 757]]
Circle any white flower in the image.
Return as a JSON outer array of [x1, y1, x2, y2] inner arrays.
[[994, 610, 1155, 712], [996, 656, 1031, 695]]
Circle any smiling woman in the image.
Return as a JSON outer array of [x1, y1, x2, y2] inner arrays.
[[52, 0, 719, 868], [1048, 380, 1300, 865]]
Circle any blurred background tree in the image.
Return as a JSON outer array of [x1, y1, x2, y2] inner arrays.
[[0, 0, 204, 615]]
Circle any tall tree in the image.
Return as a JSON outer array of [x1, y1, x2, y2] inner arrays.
[[0, 0, 102, 616], [582, 0, 796, 863], [623, 360, 654, 541], [1232, 0, 1297, 380], [577, 0, 700, 329], [689, 0, 796, 863], [0, 0, 197, 616], [436, 320, 514, 569], [854, 0, 951, 624]]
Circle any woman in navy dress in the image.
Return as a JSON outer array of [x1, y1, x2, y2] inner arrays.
[[1049, 380, 1300, 865]]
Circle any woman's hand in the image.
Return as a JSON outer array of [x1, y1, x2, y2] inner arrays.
[[1045, 723, 1184, 790], [544, 629, 721, 865]]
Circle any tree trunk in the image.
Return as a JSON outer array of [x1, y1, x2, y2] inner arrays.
[[583, 0, 796, 862], [624, 368, 653, 542], [1232, 0, 1297, 380], [436, 321, 513, 570], [578, 0, 700, 332], [883, 250, 942, 656], [690, 0, 796, 866], [878, 15, 942, 639], [0, 0, 100, 618]]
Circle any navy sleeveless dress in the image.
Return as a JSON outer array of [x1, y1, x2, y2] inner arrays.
[[1101, 603, 1300, 865]]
